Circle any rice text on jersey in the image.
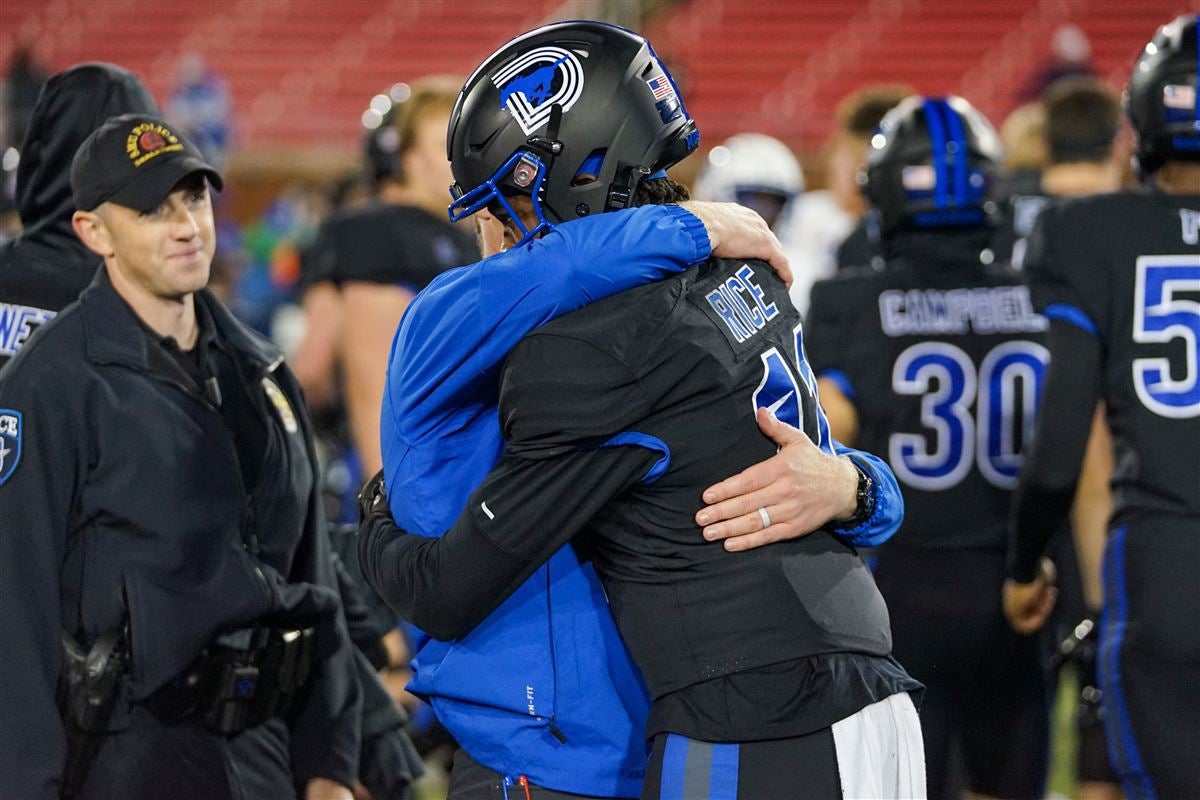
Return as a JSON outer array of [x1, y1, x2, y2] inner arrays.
[[703, 264, 780, 345]]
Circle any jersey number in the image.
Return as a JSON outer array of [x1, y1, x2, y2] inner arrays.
[[1133, 257, 1200, 419], [890, 341, 1049, 490], [752, 322, 834, 454]]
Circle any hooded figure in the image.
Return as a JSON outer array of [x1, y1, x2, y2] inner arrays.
[[0, 62, 159, 369]]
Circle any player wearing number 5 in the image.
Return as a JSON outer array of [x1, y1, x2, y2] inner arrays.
[[806, 96, 1058, 800], [1005, 15, 1200, 799]]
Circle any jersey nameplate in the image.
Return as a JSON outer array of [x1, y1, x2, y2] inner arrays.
[[0, 303, 56, 357], [692, 263, 781, 353], [1180, 208, 1200, 246], [878, 285, 1046, 337]]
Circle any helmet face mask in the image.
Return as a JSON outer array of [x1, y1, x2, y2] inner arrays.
[[862, 95, 1003, 237], [1126, 14, 1199, 177], [446, 21, 700, 246]]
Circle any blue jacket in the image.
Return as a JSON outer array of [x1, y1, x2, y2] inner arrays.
[[379, 205, 905, 795]]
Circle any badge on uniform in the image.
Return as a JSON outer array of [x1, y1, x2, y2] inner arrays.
[[0, 410, 22, 486], [261, 379, 298, 434]]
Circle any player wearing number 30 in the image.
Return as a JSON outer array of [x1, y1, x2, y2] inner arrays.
[[1006, 15, 1200, 799], [805, 95, 1055, 799]]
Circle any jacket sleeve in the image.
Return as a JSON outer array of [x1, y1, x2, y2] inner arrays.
[[279, 367, 361, 790], [829, 443, 905, 547], [360, 444, 657, 641], [0, 360, 84, 799], [384, 204, 710, 444]]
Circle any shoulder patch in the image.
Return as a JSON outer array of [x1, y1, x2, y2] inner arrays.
[[0, 410, 22, 486], [261, 379, 299, 434]]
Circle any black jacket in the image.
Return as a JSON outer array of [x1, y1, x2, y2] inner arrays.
[[0, 270, 361, 798], [0, 63, 159, 369]]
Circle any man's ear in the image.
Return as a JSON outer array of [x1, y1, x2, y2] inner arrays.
[[72, 209, 114, 259]]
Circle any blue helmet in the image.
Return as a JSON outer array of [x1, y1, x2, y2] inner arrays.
[[446, 21, 700, 245]]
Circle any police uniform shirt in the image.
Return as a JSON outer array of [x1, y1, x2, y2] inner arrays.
[[366, 257, 919, 743], [1023, 190, 1200, 524], [303, 203, 478, 292], [133, 303, 270, 496], [806, 232, 1050, 551], [0, 269, 359, 796]]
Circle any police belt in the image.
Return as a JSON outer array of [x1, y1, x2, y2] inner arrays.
[[146, 625, 315, 735]]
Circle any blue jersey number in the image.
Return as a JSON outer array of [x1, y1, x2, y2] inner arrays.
[[890, 340, 1048, 490], [752, 322, 834, 454], [1133, 257, 1200, 419]]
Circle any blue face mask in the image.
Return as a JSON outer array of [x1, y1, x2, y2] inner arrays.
[[448, 150, 554, 247]]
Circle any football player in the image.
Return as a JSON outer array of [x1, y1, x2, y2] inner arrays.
[[1004, 15, 1200, 798], [805, 95, 1054, 800]]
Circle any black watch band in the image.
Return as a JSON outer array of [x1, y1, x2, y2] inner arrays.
[[837, 458, 876, 531]]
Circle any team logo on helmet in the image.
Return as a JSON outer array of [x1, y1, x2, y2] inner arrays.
[[493, 46, 586, 135], [0, 410, 22, 486]]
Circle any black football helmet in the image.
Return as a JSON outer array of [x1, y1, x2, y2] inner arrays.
[[861, 95, 1002, 236], [446, 21, 700, 244], [1126, 14, 1199, 177]]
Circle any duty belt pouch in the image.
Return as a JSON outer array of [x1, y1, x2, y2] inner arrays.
[[202, 627, 271, 735], [180, 625, 315, 736]]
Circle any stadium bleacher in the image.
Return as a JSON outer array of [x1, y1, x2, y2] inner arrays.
[[2, 0, 1186, 152]]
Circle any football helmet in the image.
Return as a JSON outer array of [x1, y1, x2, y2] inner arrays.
[[1126, 14, 1199, 176], [693, 133, 804, 230], [861, 95, 1002, 236], [446, 21, 700, 245]]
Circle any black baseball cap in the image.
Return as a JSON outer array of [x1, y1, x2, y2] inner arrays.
[[71, 113, 223, 212]]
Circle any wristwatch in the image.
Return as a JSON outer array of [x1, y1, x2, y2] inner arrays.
[[836, 458, 876, 532]]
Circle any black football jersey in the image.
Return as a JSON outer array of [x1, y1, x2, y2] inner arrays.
[[498, 258, 894, 700], [301, 203, 477, 291], [1023, 190, 1200, 522], [807, 258, 1048, 550]]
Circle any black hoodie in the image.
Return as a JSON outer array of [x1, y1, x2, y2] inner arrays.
[[0, 62, 158, 369]]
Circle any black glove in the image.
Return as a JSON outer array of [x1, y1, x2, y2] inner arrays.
[[359, 469, 389, 523]]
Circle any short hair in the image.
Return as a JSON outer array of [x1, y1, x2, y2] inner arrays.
[[1043, 78, 1119, 165], [836, 85, 912, 138], [394, 75, 461, 160], [1000, 102, 1047, 171]]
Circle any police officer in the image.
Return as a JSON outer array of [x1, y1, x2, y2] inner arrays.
[[0, 114, 360, 799]]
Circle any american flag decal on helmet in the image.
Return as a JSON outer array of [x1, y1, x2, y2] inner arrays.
[[646, 74, 674, 101]]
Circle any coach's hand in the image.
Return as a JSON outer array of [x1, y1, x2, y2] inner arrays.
[[678, 200, 792, 287], [1003, 558, 1058, 635], [695, 408, 859, 552]]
